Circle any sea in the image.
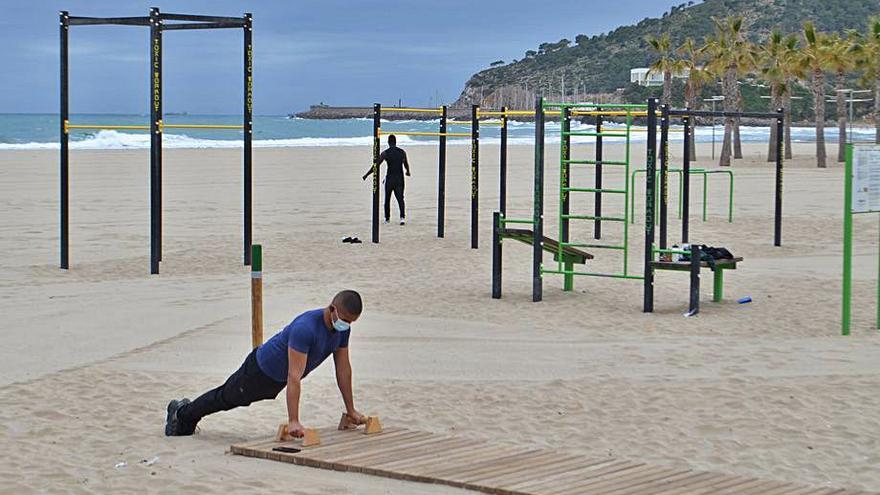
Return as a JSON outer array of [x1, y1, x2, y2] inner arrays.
[[0, 114, 874, 150]]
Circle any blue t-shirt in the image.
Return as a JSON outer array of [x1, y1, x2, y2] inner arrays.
[[256, 308, 350, 383]]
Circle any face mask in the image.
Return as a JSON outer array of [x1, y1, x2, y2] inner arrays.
[[332, 307, 351, 332]]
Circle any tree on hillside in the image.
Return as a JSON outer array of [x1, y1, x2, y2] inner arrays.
[[799, 21, 832, 168], [851, 17, 880, 144], [703, 16, 752, 167], [490, 60, 505, 67], [759, 30, 799, 161], [826, 33, 857, 162], [678, 37, 712, 159], [646, 33, 684, 105]]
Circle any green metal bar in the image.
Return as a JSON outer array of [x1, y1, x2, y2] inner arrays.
[[564, 260, 574, 291], [623, 114, 632, 276], [843, 143, 854, 335], [543, 102, 649, 109], [541, 269, 644, 280], [702, 170, 708, 222], [251, 244, 262, 272], [563, 159, 627, 166], [562, 214, 625, 222], [564, 187, 626, 194], [499, 217, 535, 225], [561, 242, 625, 250], [558, 108, 569, 275], [713, 268, 724, 302]]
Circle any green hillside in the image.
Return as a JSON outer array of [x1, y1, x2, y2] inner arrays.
[[454, 0, 880, 109]]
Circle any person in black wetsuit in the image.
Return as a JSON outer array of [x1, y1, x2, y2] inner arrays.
[[363, 134, 411, 225]]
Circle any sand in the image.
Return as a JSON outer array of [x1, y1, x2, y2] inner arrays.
[[1, 140, 879, 494]]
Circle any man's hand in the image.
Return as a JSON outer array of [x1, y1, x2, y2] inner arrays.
[[287, 419, 306, 438], [339, 410, 366, 430]]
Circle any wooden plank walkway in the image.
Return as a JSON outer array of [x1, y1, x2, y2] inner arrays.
[[231, 427, 874, 495]]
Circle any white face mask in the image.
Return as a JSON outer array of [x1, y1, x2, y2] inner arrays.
[[332, 307, 351, 332]]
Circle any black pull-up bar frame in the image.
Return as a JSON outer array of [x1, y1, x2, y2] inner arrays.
[[59, 7, 253, 274]]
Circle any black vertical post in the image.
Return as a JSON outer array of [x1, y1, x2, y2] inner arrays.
[[499, 106, 507, 216], [371, 104, 380, 243], [643, 98, 658, 312], [659, 104, 669, 250], [688, 244, 701, 316], [149, 7, 162, 274], [560, 107, 571, 244], [533, 97, 545, 302], [492, 210, 502, 299], [471, 104, 479, 249], [682, 114, 691, 244], [594, 109, 603, 239], [438, 105, 447, 238], [60, 11, 69, 270], [243, 13, 253, 266], [774, 109, 784, 247]]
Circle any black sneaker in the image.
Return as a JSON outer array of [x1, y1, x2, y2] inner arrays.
[[165, 398, 196, 436]]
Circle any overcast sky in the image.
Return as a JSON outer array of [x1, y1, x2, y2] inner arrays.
[[2, 1, 685, 115]]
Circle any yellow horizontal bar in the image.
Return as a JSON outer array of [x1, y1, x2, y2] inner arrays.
[[379, 130, 470, 137], [380, 107, 443, 114], [66, 123, 150, 131], [163, 124, 243, 130], [571, 110, 649, 117], [447, 121, 504, 127]]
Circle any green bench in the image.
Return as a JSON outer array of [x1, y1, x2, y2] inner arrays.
[[650, 257, 742, 302]]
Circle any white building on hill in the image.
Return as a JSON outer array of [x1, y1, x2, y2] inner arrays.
[[630, 67, 690, 87]]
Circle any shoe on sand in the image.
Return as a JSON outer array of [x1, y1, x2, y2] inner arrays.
[[400, 218, 406, 225], [165, 398, 195, 436]]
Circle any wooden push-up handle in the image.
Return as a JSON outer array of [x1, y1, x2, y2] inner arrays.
[[275, 423, 321, 447]]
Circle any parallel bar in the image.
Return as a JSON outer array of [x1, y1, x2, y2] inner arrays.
[[564, 131, 627, 137], [564, 187, 626, 194], [380, 107, 443, 114], [66, 124, 150, 130], [562, 214, 625, 222], [163, 123, 243, 129], [243, 12, 253, 266], [60, 11, 70, 270], [643, 98, 658, 312], [571, 110, 648, 117], [546, 102, 648, 109], [533, 97, 544, 302], [68, 16, 150, 26], [149, 7, 163, 274], [562, 242, 625, 250], [378, 130, 469, 137], [438, 106, 447, 238], [161, 13, 246, 23], [161, 22, 245, 30], [564, 159, 627, 166], [499, 218, 534, 225], [669, 109, 782, 119], [471, 104, 479, 249]]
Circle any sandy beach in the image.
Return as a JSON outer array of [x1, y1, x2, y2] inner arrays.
[[1, 140, 879, 493]]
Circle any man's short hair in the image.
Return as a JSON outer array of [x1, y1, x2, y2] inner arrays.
[[333, 290, 363, 316], [388, 134, 396, 146]]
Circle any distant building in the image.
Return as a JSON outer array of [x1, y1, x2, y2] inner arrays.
[[630, 67, 690, 87]]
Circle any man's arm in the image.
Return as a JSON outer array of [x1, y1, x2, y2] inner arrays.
[[286, 347, 309, 436], [363, 151, 386, 180], [333, 346, 362, 421], [403, 151, 411, 176]]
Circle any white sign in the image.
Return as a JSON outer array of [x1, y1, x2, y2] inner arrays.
[[852, 144, 880, 213]]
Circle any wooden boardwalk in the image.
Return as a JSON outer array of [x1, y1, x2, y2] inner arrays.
[[231, 427, 873, 495]]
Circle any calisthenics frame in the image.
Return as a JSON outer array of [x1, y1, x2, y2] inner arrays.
[[59, 8, 253, 274]]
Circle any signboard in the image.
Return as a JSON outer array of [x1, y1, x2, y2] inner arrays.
[[851, 144, 880, 213]]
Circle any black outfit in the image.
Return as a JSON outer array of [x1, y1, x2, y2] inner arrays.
[[382, 147, 406, 221], [177, 349, 286, 427]]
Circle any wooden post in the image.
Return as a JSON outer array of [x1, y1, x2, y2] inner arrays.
[[251, 244, 263, 349]]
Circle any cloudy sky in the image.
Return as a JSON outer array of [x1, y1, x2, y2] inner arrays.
[[2, 1, 683, 115]]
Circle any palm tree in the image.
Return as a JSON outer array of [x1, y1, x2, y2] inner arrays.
[[678, 37, 710, 160], [703, 16, 751, 167], [759, 31, 799, 161], [799, 21, 831, 168], [826, 33, 857, 162], [646, 33, 684, 105], [852, 17, 880, 144]]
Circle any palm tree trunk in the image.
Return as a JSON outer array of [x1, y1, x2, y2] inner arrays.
[[784, 77, 793, 159], [733, 86, 743, 159], [720, 66, 736, 166], [875, 76, 880, 144], [813, 69, 827, 168], [768, 85, 781, 162], [685, 81, 697, 160], [663, 71, 672, 105], [837, 70, 846, 163]]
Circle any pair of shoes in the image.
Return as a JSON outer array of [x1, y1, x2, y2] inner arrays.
[[165, 399, 196, 436], [342, 236, 363, 244]]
